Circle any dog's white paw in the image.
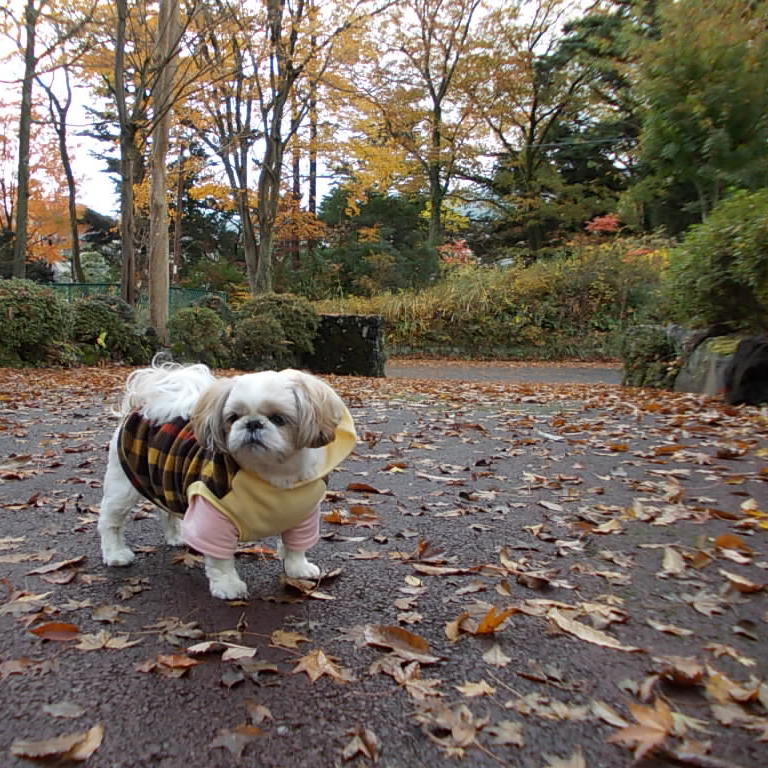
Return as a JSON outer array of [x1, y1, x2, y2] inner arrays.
[[162, 514, 185, 546], [283, 552, 321, 580], [102, 547, 136, 567], [208, 575, 249, 601]]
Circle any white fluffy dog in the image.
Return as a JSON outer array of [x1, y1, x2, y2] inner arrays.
[[98, 362, 356, 599]]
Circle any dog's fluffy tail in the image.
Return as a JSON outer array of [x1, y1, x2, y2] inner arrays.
[[120, 359, 217, 422]]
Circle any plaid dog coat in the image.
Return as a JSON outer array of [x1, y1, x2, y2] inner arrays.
[[117, 407, 356, 543]]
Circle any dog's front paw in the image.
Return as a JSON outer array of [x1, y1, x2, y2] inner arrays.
[[208, 575, 249, 601], [283, 551, 321, 580], [102, 547, 136, 567], [204, 556, 248, 600]]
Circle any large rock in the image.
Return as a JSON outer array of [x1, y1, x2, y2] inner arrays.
[[674, 335, 740, 396], [303, 314, 386, 377], [723, 336, 768, 405]]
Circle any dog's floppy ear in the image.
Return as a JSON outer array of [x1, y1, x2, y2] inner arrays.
[[289, 371, 344, 449], [191, 378, 234, 452]]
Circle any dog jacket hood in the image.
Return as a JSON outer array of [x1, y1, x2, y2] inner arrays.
[[117, 406, 356, 542]]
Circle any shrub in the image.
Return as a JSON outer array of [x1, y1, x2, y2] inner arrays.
[[620, 326, 680, 388], [0, 278, 71, 365], [168, 307, 231, 368], [191, 293, 235, 325], [71, 295, 153, 364], [667, 189, 768, 331], [233, 293, 320, 369], [231, 314, 289, 370], [314, 239, 667, 360]]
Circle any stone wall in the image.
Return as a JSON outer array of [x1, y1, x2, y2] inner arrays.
[[303, 314, 386, 377]]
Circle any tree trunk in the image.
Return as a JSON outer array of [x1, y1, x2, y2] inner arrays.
[[148, 0, 179, 343], [427, 104, 443, 250], [115, 0, 137, 305], [255, 135, 283, 294], [172, 146, 185, 280], [290, 94, 301, 271], [40, 70, 84, 282], [12, 0, 39, 278]]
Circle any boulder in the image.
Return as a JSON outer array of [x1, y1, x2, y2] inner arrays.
[[673, 335, 740, 396], [303, 314, 386, 377], [723, 336, 768, 406]]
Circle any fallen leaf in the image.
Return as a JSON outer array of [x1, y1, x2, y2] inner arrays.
[[270, 630, 310, 649], [714, 534, 752, 553], [646, 618, 693, 637], [209, 724, 262, 761], [362, 624, 441, 664], [342, 726, 380, 763], [29, 622, 80, 642], [653, 655, 705, 686], [11, 724, 104, 762], [292, 649, 356, 683], [456, 680, 496, 697], [42, 701, 86, 719], [482, 644, 511, 667], [607, 698, 673, 760], [548, 609, 641, 653], [486, 719, 524, 747], [719, 569, 764, 594]]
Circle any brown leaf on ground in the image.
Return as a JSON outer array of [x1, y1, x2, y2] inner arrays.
[[342, 726, 380, 763], [653, 655, 706, 686], [547, 609, 642, 652], [11, 724, 104, 762], [362, 624, 441, 664], [292, 649, 356, 683], [209, 724, 263, 761], [29, 621, 80, 642], [414, 703, 489, 755], [607, 698, 673, 760], [27, 556, 86, 575], [270, 630, 310, 649]]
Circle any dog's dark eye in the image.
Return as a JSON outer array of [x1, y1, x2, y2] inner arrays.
[[269, 413, 287, 427], [226, 412, 239, 425]]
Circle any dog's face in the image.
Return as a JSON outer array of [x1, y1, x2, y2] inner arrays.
[[191, 370, 344, 467]]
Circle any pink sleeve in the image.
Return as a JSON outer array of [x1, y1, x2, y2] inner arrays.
[[281, 501, 321, 552], [181, 496, 239, 559]]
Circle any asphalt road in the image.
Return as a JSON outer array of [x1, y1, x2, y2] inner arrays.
[[1, 366, 766, 768]]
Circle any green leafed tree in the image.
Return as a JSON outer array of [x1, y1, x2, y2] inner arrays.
[[629, 0, 768, 230]]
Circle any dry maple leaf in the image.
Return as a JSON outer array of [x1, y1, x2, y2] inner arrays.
[[414, 702, 488, 755], [342, 726, 380, 763], [75, 631, 142, 651], [485, 719, 524, 747], [292, 649, 356, 683], [482, 644, 512, 667], [607, 698, 673, 760], [209, 724, 262, 761]]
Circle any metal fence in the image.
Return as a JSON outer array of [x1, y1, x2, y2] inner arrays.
[[51, 283, 227, 313]]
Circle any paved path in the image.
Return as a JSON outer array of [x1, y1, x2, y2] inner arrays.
[[386, 358, 623, 385], [1, 366, 766, 768]]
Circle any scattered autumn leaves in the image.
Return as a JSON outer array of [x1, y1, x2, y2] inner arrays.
[[0, 366, 767, 766]]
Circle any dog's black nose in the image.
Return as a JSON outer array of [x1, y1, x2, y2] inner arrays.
[[246, 419, 264, 432]]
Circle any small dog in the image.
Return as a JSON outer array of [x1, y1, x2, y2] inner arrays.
[[97, 361, 356, 599]]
